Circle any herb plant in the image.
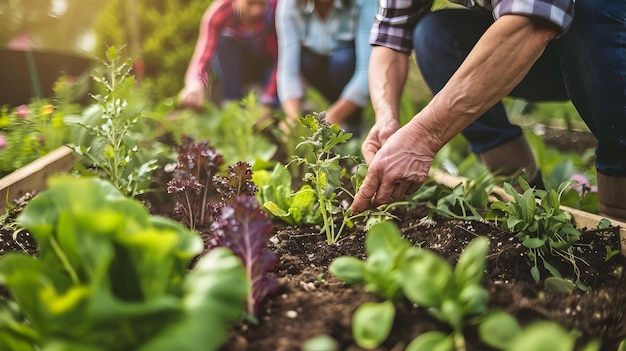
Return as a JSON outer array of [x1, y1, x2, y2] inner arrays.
[[288, 112, 357, 243], [0, 175, 247, 350], [490, 178, 588, 290], [289, 112, 400, 243], [426, 170, 502, 221], [71, 46, 159, 198], [331, 222, 502, 350]]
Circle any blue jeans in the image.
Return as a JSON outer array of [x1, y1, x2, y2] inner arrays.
[[300, 44, 362, 122], [213, 35, 278, 105], [413, 3, 626, 176]]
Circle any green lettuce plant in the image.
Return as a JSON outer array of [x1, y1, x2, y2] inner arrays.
[[253, 163, 321, 226], [0, 175, 247, 351]]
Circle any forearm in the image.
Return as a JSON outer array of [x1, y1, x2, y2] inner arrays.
[[325, 98, 359, 124], [368, 46, 409, 124], [282, 98, 301, 121], [410, 15, 558, 150]]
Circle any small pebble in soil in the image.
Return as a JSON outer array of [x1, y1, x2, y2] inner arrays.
[[286, 310, 298, 318]]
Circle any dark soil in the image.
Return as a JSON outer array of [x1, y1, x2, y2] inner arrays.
[[1, 127, 624, 351], [215, 206, 625, 351]]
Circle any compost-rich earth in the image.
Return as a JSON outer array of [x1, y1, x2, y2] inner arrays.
[[214, 206, 626, 351]]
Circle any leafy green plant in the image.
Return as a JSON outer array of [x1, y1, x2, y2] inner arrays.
[[402, 235, 491, 351], [71, 46, 159, 198], [426, 170, 502, 221], [289, 112, 401, 242], [491, 178, 589, 290], [159, 93, 278, 168], [331, 222, 502, 350], [330, 221, 412, 300], [0, 95, 76, 177], [253, 163, 321, 226], [0, 175, 247, 350], [288, 112, 359, 243], [479, 313, 600, 351]]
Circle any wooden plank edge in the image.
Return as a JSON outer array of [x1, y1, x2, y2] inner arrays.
[[429, 168, 626, 257], [0, 146, 77, 212]]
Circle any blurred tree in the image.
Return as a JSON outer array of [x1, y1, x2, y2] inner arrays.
[[0, 0, 107, 53], [94, 0, 212, 100]]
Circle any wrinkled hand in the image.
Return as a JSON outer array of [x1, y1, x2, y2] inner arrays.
[[361, 118, 401, 164], [178, 82, 206, 110], [351, 124, 435, 213]]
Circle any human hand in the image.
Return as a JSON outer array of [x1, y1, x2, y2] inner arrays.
[[361, 118, 401, 164], [351, 124, 435, 214], [178, 81, 206, 110]]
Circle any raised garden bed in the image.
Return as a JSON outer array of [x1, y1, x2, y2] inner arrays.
[[0, 145, 76, 213]]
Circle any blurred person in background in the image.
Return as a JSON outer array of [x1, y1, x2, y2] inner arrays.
[[275, 0, 377, 135], [179, 0, 279, 112]]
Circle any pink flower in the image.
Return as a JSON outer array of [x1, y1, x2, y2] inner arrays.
[[17, 104, 29, 119], [0, 135, 6, 150], [570, 173, 597, 195]]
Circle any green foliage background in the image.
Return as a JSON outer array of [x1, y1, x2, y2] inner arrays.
[[94, 0, 212, 100]]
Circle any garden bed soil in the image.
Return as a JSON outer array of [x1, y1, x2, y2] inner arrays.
[[1, 127, 624, 351], [2, 196, 624, 351], [215, 206, 626, 351]]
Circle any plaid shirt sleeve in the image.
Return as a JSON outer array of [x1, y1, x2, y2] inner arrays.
[[369, 0, 433, 54], [492, 0, 575, 35]]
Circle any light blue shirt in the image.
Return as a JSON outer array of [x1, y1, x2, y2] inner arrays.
[[276, 0, 377, 107]]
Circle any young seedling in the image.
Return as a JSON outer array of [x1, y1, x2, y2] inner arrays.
[[289, 112, 404, 243], [491, 178, 590, 291]]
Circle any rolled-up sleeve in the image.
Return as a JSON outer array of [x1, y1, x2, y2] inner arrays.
[[492, 0, 575, 35], [369, 0, 433, 54]]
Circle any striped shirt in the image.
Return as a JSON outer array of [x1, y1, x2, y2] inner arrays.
[[370, 0, 575, 54]]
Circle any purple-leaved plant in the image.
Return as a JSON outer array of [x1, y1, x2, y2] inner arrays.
[[167, 136, 224, 229], [208, 195, 279, 320]]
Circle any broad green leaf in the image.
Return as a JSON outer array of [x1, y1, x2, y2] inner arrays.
[[479, 310, 521, 349], [544, 277, 575, 293], [365, 222, 409, 256], [139, 248, 247, 351], [329, 257, 365, 285], [522, 237, 545, 249], [457, 284, 488, 316], [352, 301, 395, 349], [405, 331, 454, 351], [455, 237, 489, 288], [507, 322, 575, 351], [402, 249, 452, 307]]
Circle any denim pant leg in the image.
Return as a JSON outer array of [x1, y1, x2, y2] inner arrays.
[[413, 9, 567, 154], [301, 45, 361, 122], [301, 45, 356, 102], [214, 35, 245, 101], [214, 35, 276, 103], [558, 0, 626, 176]]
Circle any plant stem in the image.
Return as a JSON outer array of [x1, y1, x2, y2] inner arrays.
[[50, 236, 80, 284]]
